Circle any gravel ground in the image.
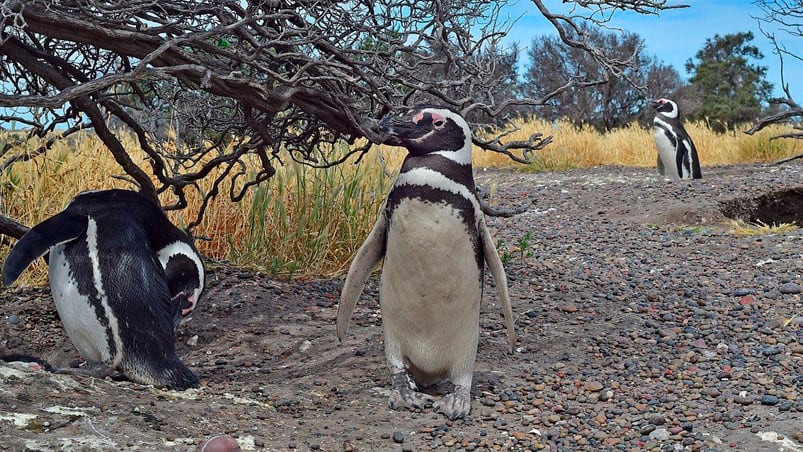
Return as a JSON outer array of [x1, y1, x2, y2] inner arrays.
[[1, 162, 802, 451]]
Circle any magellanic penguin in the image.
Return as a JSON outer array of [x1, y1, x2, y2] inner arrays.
[[651, 98, 702, 180], [2, 189, 205, 390], [337, 106, 516, 420]]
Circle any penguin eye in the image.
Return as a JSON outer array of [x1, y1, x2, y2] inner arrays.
[[432, 119, 445, 128]]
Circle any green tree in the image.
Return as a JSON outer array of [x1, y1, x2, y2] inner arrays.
[[686, 32, 773, 131]]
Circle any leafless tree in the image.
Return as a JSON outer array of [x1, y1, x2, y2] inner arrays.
[[0, 0, 688, 234], [523, 22, 685, 130], [746, 0, 803, 160]]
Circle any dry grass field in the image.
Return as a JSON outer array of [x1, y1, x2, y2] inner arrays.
[[1, 119, 802, 283]]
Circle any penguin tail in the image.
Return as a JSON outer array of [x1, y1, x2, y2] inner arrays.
[[161, 359, 199, 391], [124, 355, 199, 390]]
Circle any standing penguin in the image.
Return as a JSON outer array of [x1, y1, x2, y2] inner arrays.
[[2, 189, 205, 389], [651, 98, 702, 180], [337, 106, 516, 420]]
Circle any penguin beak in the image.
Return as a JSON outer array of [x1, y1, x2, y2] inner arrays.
[[377, 114, 416, 146], [649, 100, 662, 110]]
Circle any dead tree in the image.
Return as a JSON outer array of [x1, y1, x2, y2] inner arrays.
[[746, 0, 803, 164], [0, 0, 688, 235]]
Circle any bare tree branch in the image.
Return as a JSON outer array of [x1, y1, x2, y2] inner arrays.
[[747, 0, 803, 143], [1, 0, 691, 228]]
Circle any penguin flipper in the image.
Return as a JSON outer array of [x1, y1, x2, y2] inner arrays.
[[479, 217, 516, 354], [336, 209, 387, 342], [2, 212, 87, 286]]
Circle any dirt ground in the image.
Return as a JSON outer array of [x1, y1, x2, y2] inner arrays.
[[1, 163, 802, 451]]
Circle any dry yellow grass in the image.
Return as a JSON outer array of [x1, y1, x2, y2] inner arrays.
[[726, 219, 799, 237], [472, 117, 803, 170], [2, 117, 802, 283]]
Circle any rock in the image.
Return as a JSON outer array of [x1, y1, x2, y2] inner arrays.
[[648, 415, 666, 426], [778, 282, 801, 294], [759, 395, 779, 406], [298, 340, 313, 353], [584, 381, 604, 392], [392, 431, 405, 444], [649, 428, 670, 441], [197, 435, 242, 452], [7, 315, 20, 325]]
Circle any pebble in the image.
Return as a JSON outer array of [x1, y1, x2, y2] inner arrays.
[[648, 415, 666, 426], [392, 431, 404, 444], [7, 315, 20, 325], [197, 435, 242, 452], [649, 428, 670, 441], [584, 381, 604, 392], [759, 395, 779, 406], [778, 282, 801, 294]]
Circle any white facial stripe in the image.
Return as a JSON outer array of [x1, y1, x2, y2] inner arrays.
[[410, 108, 474, 164], [157, 240, 205, 306], [658, 100, 679, 119], [410, 129, 436, 144], [395, 167, 480, 213], [86, 218, 123, 367]]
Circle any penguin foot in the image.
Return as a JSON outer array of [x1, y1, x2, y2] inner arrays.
[[433, 384, 471, 420], [388, 370, 433, 411], [55, 363, 117, 379], [388, 388, 434, 411]]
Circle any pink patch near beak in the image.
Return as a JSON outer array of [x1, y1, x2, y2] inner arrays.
[[430, 112, 444, 123], [412, 112, 425, 124]]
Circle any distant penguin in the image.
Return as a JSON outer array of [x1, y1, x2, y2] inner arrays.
[[2, 189, 205, 389], [337, 106, 516, 420], [651, 98, 702, 180]]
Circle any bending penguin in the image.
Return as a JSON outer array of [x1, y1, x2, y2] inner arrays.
[[337, 106, 516, 420], [2, 189, 205, 390], [651, 98, 702, 180]]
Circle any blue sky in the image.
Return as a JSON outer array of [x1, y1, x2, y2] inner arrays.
[[501, 0, 803, 101]]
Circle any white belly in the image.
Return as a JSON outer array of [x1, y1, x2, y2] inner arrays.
[[380, 199, 481, 380], [49, 244, 112, 365], [654, 129, 679, 180]]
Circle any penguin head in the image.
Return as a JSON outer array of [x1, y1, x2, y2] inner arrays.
[[160, 246, 205, 317], [650, 98, 679, 119], [165, 255, 203, 316], [378, 106, 472, 163]]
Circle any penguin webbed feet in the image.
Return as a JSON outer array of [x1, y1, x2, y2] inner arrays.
[[388, 369, 434, 411], [54, 362, 119, 379], [434, 384, 471, 420]]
